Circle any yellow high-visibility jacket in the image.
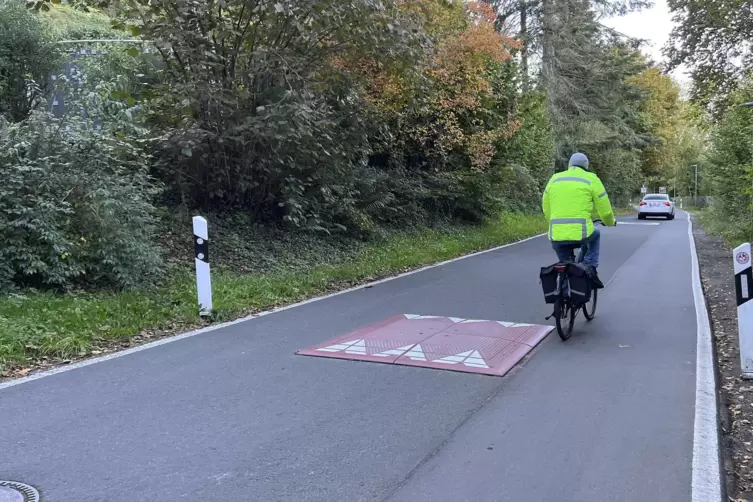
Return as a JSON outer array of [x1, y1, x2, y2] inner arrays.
[[542, 166, 615, 242]]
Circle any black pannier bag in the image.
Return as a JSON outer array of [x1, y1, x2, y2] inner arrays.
[[540, 264, 560, 304], [567, 262, 592, 304]]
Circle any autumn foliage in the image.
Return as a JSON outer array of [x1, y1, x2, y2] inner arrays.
[[338, 1, 521, 176], [5, 0, 552, 255], [420, 2, 521, 169]]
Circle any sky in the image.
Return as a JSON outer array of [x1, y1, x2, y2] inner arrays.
[[601, 0, 691, 86]]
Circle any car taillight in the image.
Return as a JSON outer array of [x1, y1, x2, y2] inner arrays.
[[639, 201, 647, 206], [664, 202, 671, 206]]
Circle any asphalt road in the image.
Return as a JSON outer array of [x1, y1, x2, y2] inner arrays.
[[0, 213, 698, 501]]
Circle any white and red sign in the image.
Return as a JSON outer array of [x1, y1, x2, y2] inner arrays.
[[733, 242, 753, 379]]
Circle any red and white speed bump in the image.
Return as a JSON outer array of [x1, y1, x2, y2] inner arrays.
[[296, 314, 553, 377]]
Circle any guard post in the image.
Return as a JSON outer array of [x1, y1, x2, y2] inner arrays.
[[193, 216, 213, 317], [734, 242, 753, 378]]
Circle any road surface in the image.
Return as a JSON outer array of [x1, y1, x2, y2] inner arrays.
[[0, 213, 710, 501]]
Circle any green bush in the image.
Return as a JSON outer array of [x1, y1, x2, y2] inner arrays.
[[0, 0, 60, 122], [0, 109, 163, 292]]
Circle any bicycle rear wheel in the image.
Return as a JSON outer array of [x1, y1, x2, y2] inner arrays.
[[554, 297, 576, 341], [582, 288, 598, 321]]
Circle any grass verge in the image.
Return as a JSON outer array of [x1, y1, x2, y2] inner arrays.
[[0, 212, 546, 377], [614, 206, 637, 216], [694, 208, 753, 247]]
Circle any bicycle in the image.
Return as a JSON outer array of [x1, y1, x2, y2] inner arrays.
[[541, 220, 602, 341]]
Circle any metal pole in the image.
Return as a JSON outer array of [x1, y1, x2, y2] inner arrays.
[[693, 164, 699, 200]]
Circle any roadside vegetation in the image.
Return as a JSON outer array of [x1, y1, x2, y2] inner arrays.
[[0, 0, 705, 375]]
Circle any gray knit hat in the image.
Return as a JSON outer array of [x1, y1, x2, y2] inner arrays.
[[569, 152, 590, 170]]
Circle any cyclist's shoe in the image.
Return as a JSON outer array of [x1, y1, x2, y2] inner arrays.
[[586, 265, 605, 289]]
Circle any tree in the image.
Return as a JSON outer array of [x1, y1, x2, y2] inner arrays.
[[701, 80, 753, 241], [487, 0, 653, 201], [628, 67, 682, 186], [666, 0, 753, 107], [487, 0, 649, 85], [108, 0, 430, 230], [670, 101, 709, 197], [343, 0, 527, 221], [541, 0, 649, 170]]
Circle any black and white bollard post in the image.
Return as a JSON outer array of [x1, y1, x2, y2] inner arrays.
[[734, 242, 753, 378], [193, 216, 213, 317]]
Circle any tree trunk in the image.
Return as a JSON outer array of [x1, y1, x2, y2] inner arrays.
[[540, 0, 563, 171], [520, 0, 529, 91]]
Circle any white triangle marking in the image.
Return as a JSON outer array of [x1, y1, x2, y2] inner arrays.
[[404, 314, 443, 320], [460, 319, 488, 323], [464, 350, 489, 368], [345, 339, 367, 354], [448, 317, 465, 323], [513, 323, 533, 327], [433, 349, 489, 368], [404, 344, 426, 361], [435, 350, 473, 364], [496, 321, 516, 327], [316, 339, 365, 354], [372, 344, 414, 358]]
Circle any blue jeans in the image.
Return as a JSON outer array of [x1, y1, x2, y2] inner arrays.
[[551, 228, 601, 268]]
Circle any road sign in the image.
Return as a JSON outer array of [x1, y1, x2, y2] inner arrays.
[[734, 242, 753, 378], [659, 187, 666, 193], [640, 185, 647, 194]]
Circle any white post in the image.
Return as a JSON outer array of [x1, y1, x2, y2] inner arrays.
[[693, 164, 699, 200], [734, 242, 753, 378], [193, 216, 213, 317]]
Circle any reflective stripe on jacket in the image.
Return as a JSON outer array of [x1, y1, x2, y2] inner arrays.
[[541, 166, 615, 242]]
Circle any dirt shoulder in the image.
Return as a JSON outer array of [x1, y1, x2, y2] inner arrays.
[[692, 214, 751, 500]]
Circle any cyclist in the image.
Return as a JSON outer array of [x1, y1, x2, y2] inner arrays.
[[541, 152, 616, 287]]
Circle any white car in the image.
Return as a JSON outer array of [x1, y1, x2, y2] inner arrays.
[[638, 193, 675, 220]]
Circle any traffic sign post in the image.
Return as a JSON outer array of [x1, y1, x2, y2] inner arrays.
[[734, 242, 753, 378], [641, 185, 647, 194], [659, 187, 666, 194]]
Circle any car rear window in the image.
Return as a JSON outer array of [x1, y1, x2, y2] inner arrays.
[[644, 194, 669, 200]]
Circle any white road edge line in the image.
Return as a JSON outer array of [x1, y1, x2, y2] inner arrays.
[[0, 232, 548, 391], [688, 216, 723, 501]]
